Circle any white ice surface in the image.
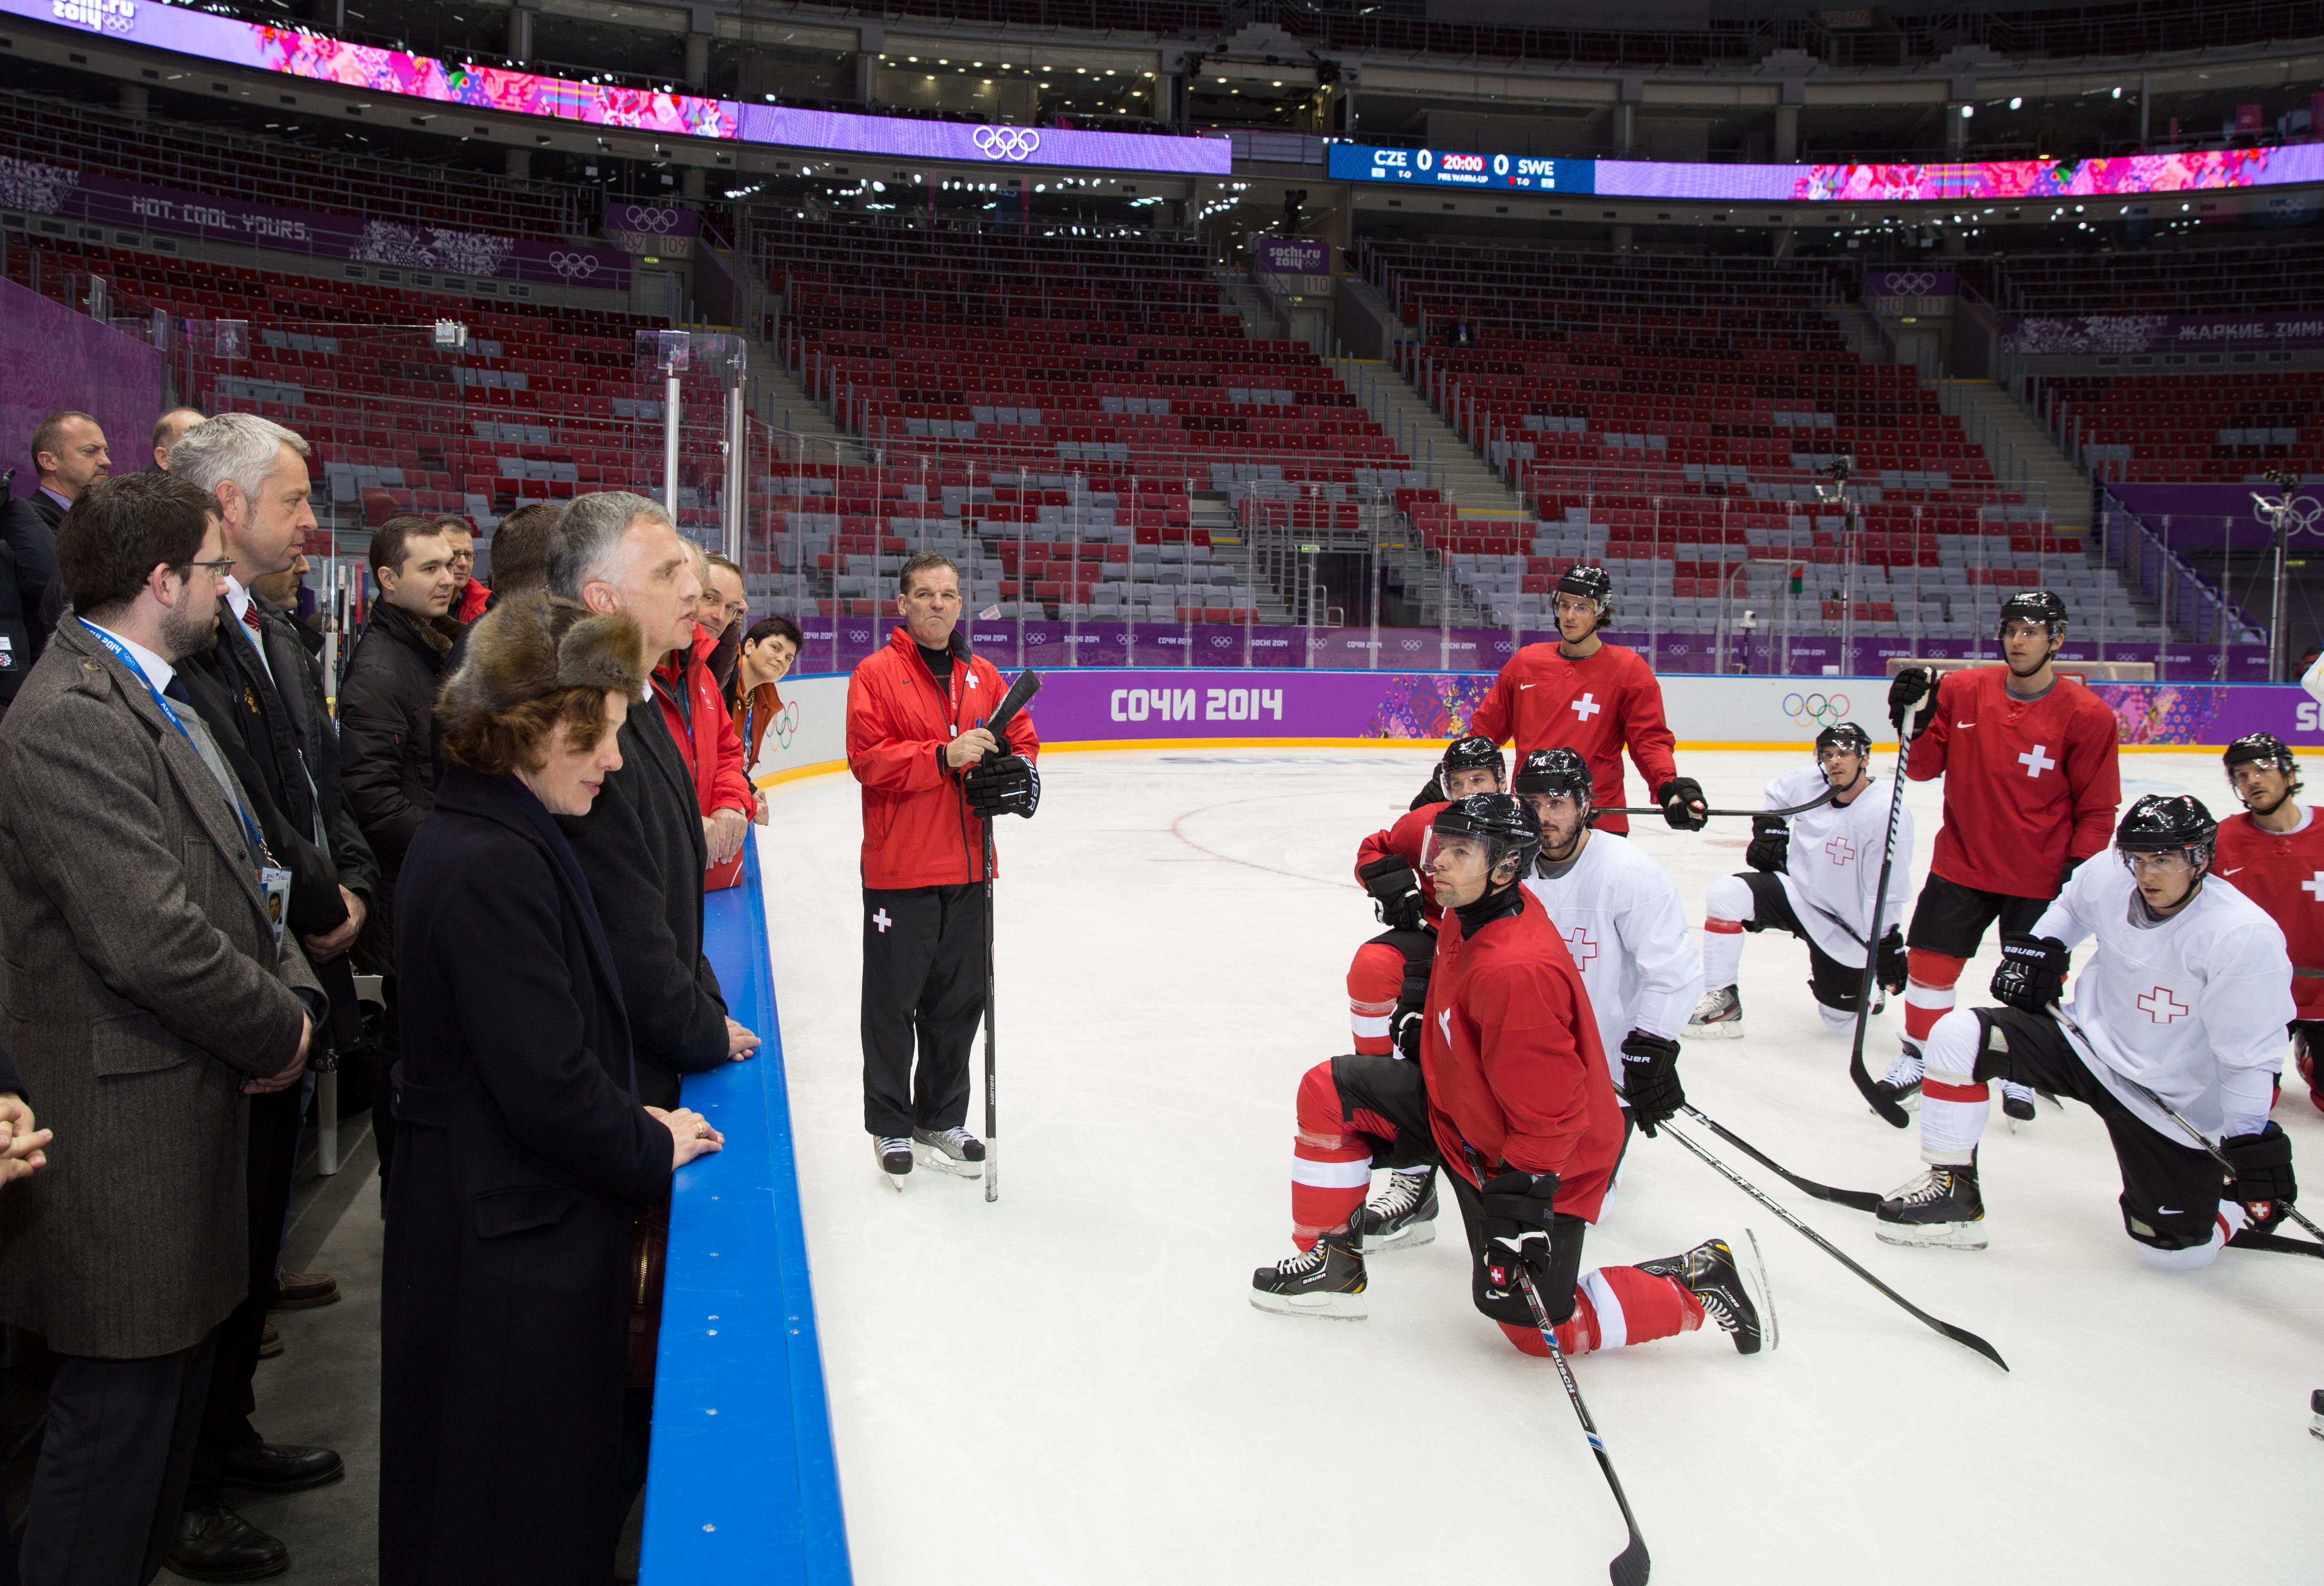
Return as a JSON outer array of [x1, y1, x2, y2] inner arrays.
[[756, 749, 2324, 1586]]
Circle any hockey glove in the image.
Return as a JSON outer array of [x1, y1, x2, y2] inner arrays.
[[1617, 1030, 1684, 1137], [2224, 1121, 2297, 1234], [2292, 1022, 2324, 1097], [1876, 927, 1908, 997], [1657, 775, 1710, 832], [1990, 932, 2071, 1013], [963, 753, 1040, 819], [1474, 1169, 1560, 1327], [1887, 667, 1939, 737], [1359, 855, 1426, 932], [1409, 769, 1446, 812], [1390, 1006, 1425, 1062], [1745, 816, 1789, 873]]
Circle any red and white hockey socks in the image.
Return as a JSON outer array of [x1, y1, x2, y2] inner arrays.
[[1902, 948, 1964, 1045], [1345, 942, 1405, 1057], [2139, 1202, 2246, 1271], [1916, 1007, 1989, 1164], [1497, 1267, 1706, 1358], [1700, 875, 1751, 990], [1291, 1062, 1375, 1248]]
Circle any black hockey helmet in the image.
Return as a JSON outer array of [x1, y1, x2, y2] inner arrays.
[[2224, 730, 2301, 785], [2116, 793, 2218, 875], [1997, 588, 2069, 642], [1425, 793, 1543, 886], [1514, 747, 1593, 803], [1440, 734, 1507, 786], [1554, 562, 1615, 631], [1815, 721, 1873, 760]]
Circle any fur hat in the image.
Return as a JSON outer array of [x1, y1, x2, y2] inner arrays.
[[439, 590, 646, 718]]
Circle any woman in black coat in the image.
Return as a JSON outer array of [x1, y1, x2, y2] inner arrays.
[[380, 593, 723, 1585]]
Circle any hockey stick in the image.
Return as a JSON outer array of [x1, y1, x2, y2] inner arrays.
[[2050, 1006, 2324, 1248], [1519, 1267, 1653, 1586], [1847, 696, 1926, 1128], [1589, 785, 1841, 822], [2229, 1228, 2324, 1260], [1659, 1120, 2009, 1372], [975, 667, 1043, 1205], [1677, 1104, 1881, 1213]]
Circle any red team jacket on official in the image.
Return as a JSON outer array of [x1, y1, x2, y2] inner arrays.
[[2214, 809, 2324, 1019], [847, 627, 1040, 890], [653, 624, 758, 891], [1908, 666, 2121, 898], [1421, 887, 1623, 1222], [1464, 641, 1677, 836], [1354, 802, 1448, 922]]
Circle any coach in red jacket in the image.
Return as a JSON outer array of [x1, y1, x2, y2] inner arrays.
[[846, 552, 1040, 1184]]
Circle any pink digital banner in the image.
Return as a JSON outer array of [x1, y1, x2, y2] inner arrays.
[[1596, 147, 2324, 203]]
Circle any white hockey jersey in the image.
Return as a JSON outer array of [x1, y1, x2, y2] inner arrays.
[[2039, 858, 2295, 1143], [1524, 831, 1704, 1087], [1767, 764, 1914, 969]]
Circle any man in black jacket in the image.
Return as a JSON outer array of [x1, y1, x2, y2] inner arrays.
[[545, 491, 758, 1109], [340, 516, 462, 1186], [165, 412, 380, 1580], [2, 410, 110, 661]]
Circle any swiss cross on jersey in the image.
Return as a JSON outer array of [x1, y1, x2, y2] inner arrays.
[[2018, 744, 2055, 778], [1823, 834, 1856, 866], [2138, 986, 2189, 1024], [1570, 693, 1602, 722], [2304, 872, 2324, 902], [1565, 924, 1598, 966]]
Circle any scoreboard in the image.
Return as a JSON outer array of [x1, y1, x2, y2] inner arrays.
[[1325, 144, 1597, 193]]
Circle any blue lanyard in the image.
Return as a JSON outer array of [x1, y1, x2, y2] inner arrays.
[[80, 619, 273, 867]]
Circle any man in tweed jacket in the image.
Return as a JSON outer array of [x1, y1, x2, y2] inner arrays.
[[0, 473, 319, 1586]]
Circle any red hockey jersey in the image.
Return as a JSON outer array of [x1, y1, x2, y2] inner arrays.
[[1420, 888, 1624, 1222], [2214, 806, 2324, 1019], [1353, 802, 1447, 922], [1463, 641, 1677, 836], [1908, 666, 2121, 899]]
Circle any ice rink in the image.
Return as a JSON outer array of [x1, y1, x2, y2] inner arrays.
[[755, 746, 2324, 1586]]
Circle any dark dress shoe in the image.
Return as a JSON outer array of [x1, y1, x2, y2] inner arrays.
[[216, 1441, 345, 1494], [270, 1270, 340, 1309], [257, 1322, 282, 1359], [167, 1502, 289, 1582]]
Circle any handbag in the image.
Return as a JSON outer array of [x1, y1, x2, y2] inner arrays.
[[627, 1191, 670, 1387]]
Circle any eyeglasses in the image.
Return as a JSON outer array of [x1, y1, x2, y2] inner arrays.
[[182, 557, 237, 578]]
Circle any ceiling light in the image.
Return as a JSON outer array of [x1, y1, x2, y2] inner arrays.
[[2009, 96, 2023, 109]]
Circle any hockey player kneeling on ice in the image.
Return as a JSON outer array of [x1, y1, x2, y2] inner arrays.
[[1513, 748, 1702, 1144], [1338, 737, 1508, 1247], [1252, 795, 1773, 1360], [1690, 723, 1910, 1042], [2210, 733, 2324, 1115], [1877, 795, 2300, 1264]]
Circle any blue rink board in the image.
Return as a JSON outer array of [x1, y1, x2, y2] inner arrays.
[[639, 842, 852, 1583]]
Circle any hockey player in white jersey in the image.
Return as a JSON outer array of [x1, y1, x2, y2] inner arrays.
[[1688, 722, 1910, 1040], [1877, 795, 2301, 1264], [1517, 747, 1702, 1127], [1349, 748, 1703, 1251]]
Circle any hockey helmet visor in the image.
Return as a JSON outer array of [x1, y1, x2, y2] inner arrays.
[[1553, 563, 1615, 631], [1997, 588, 2069, 643], [1439, 734, 1507, 794], [2223, 731, 2302, 802], [2115, 793, 2217, 877], [1422, 793, 1543, 890]]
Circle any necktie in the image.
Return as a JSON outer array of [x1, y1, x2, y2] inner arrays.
[[240, 601, 265, 643], [163, 676, 191, 706]]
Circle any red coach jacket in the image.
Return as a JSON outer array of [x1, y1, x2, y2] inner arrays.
[[847, 627, 1040, 890], [1422, 886, 1623, 1222], [652, 624, 755, 890]]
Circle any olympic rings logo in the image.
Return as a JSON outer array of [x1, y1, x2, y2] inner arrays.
[[1783, 691, 1850, 728], [548, 251, 602, 280], [973, 126, 1042, 161], [772, 701, 800, 749], [618, 205, 681, 233], [1874, 271, 1938, 296]]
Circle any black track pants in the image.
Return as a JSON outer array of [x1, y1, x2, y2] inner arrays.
[[860, 883, 988, 1138]]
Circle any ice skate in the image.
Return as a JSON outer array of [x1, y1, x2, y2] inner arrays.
[[2000, 1080, 2038, 1130], [1349, 1168, 1438, 1251], [911, 1125, 986, 1178], [1868, 1042, 1924, 1114], [2311, 1389, 2324, 1442], [1249, 1234, 1367, 1320], [1875, 1161, 1986, 1249], [1638, 1232, 1775, 1354], [1686, 984, 1745, 1040], [875, 1136, 913, 1190]]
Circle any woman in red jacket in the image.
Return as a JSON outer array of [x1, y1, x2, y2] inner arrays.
[[1252, 794, 1773, 1361], [846, 553, 1039, 1187], [651, 606, 758, 891]]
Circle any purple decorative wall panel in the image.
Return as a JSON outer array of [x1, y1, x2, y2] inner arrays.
[[0, 277, 161, 501]]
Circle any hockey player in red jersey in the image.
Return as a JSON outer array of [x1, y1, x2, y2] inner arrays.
[[1252, 795, 1773, 1362], [1463, 564, 1709, 836], [1342, 737, 1507, 1245], [1877, 796, 2299, 1265], [1876, 590, 2121, 1122], [2212, 732, 2324, 1113]]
